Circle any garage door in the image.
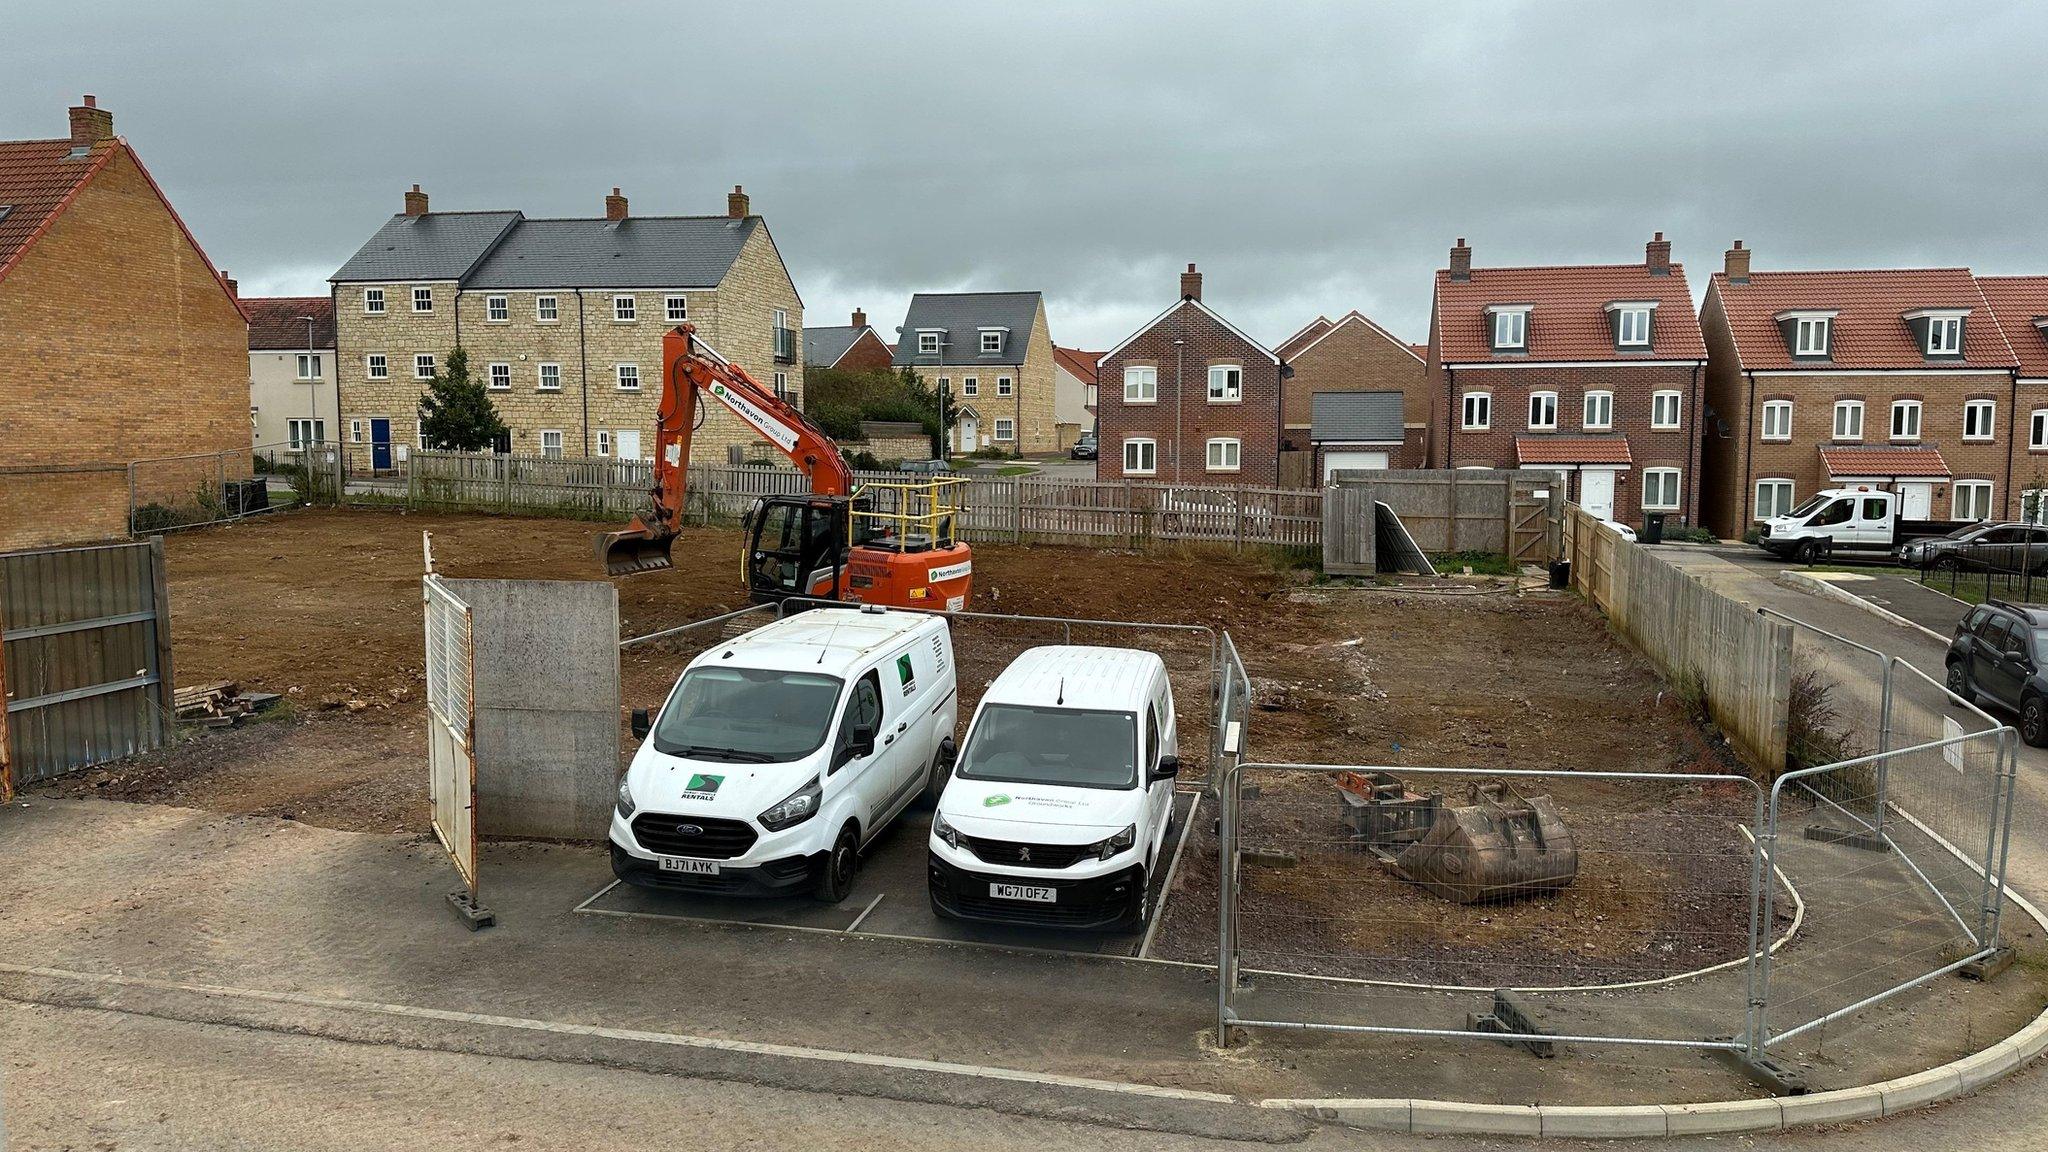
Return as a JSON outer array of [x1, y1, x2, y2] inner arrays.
[[1322, 450, 1390, 481]]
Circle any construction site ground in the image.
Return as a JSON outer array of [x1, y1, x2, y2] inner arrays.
[[10, 506, 2046, 1114]]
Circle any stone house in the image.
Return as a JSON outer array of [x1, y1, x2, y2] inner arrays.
[[804, 308, 895, 373], [892, 292, 1057, 455], [1052, 346, 1101, 449], [1428, 235, 1708, 528], [0, 96, 248, 550], [243, 294, 336, 458], [330, 184, 800, 467], [1095, 265, 1284, 485], [1276, 310, 1429, 481], [1698, 244, 2021, 537]]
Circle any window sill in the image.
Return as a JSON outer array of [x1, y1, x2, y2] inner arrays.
[[1761, 436, 1792, 443], [537, 388, 563, 394], [1651, 425, 1682, 432], [1124, 398, 1157, 405], [535, 320, 560, 325], [1208, 397, 1243, 405], [487, 386, 510, 392], [1461, 425, 1490, 432], [1963, 436, 1996, 443]]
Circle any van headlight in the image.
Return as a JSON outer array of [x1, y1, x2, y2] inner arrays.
[[1092, 824, 1137, 861], [933, 811, 962, 849], [615, 776, 636, 819], [758, 777, 822, 832]]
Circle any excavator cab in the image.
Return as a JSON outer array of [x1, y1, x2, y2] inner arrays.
[[743, 496, 851, 604]]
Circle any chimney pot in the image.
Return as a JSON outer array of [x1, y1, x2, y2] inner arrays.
[[605, 187, 628, 222], [67, 95, 113, 149], [221, 271, 237, 299], [404, 184, 429, 216], [1180, 263, 1202, 302], [1449, 238, 1473, 282], [728, 185, 750, 219], [1646, 231, 1672, 276], [1725, 239, 1752, 284], [852, 308, 867, 329]]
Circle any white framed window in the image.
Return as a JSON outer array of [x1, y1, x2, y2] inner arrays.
[[917, 331, 940, 355], [665, 294, 688, 323], [773, 371, 788, 399], [1928, 315, 1963, 356], [994, 418, 1015, 441], [980, 330, 1003, 354], [1086, 384, 1097, 407], [414, 353, 435, 380], [488, 363, 511, 391], [1207, 365, 1243, 402], [540, 430, 564, 459], [1834, 399, 1865, 440], [365, 353, 388, 380], [287, 418, 326, 450], [596, 430, 612, 457], [1122, 437, 1157, 475], [1643, 467, 1681, 511], [1206, 437, 1242, 472], [1954, 480, 1993, 521], [1123, 366, 1157, 403], [1527, 391, 1558, 430], [486, 295, 508, 322], [536, 295, 559, 323], [363, 287, 385, 315], [1755, 478, 1795, 520], [1760, 400, 1792, 440], [1461, 391, 1491, 430], [349, 418, 364, 444], [996, 376, 1013, 397], [2034, 409, 2048, 450], [295, 353, 323, 381], [1582, 390, 1613, 430], [1616, 307, 1652, 347], [773, 309, 793, 360], [616, 364, 640, 391], [612, 295, 636, 322], [1794, 316, 1830, 356], [412, 286, 433, 313], [1964, 399, 1996, 441], [1492, 308, 1528, 350], [1890, 399, 1922, 440], [1651, 390, 1682, 430], [962, 376, 979, 397], [415, 419, 427, 449], [937, 376, 950, 395], [538, 363, 561, 391]]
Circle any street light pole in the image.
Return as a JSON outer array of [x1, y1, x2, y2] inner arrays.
[[301, 315, 318, 454]]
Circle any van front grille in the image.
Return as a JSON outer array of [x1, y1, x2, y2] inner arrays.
[[632, 813, 758, 859], [962, 835, 1095, 870]]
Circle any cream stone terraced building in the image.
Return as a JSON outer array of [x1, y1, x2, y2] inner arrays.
[[330, 184, 800, 466], [892, 291, 1058, 455]]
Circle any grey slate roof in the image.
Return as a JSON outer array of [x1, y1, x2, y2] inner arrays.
[[331, 212, 522, 282], [1310, 391, 1404, 443], [893, 291, 1042, 367], [466, 216, 756, 289], [804, 324, 864, 367]]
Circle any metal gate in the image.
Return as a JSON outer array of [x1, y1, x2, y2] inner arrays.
[[423, 574, 479, 904]]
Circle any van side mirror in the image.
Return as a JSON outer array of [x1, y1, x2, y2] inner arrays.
[[1150, 755, 1181, 782], [840, 719, 877, 766], [630, 708, 651, 740]]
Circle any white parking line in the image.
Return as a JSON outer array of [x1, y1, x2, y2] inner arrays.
[[844, 893, 885, 934], [1139, 794, 1201, 959]]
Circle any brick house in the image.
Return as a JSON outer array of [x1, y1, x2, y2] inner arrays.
[[1698, 244, 2020, 538], [1428, 235, 1707, 528], [0, 96, 248, 551], [1053, 345, 1101, 448], [1276, 310, 1429, 481], [804, 307, 894, 373], [1974, 276, 2048, 521], [243, 293, 336, 459], [893, 292, 1056, 455], [1095, 265, 1283, 484], [330, 184, 800, 466]]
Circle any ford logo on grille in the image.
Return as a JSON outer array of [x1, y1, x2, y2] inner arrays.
[[676, 823, 704, 836]]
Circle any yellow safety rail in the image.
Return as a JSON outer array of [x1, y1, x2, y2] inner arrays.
[[852, 477, 967, 551]]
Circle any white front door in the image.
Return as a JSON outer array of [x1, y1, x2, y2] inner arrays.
[[1321, 450, 1390, 481], [1897, 482, 1934, 520], [1579, 469, 1617, 520], [957, 417, 977, 453], [615, 430, 643, 461]]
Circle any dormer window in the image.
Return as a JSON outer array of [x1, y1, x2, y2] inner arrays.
[[1605, 300, 1656, 348], [978, 328, 1007, 355], [916, 330, 942, 355], [1904, 309, 1968, 358], [1777, 310, 1836, 358], [1486, 305, 1531, 352]]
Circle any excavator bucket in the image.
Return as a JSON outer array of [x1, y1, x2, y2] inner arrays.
[[599, 517, 676, 576], [1338, 773, 1577, 904]]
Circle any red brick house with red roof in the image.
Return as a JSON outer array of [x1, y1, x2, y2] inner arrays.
[[0, 96, 248, 550], [1276, 311, 1428, 482], [1427, 235, 1708, 528], [1975, 276, 2048, 522], [1698, 243, 2020, 538]]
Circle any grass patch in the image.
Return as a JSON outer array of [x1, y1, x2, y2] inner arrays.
[[994, 465, 1037, 477], [1430, 550, 1518, 576]]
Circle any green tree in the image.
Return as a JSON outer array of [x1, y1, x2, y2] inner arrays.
[[417, 347, 508, 452], [802, 366, 955, 456]]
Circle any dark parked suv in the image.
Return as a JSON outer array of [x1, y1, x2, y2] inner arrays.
[[1947, 601, 2048, 745]]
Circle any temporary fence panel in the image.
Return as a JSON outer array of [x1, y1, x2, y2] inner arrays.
[[0, 539, 174, 793], [1215, 762, 1769, 1053], [424, 574, 478, 899], [1765, 606, 1890, 773]]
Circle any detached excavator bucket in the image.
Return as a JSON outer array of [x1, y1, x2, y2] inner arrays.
[[599, 517, 676, 576], [1392, 782, 1577, 904]]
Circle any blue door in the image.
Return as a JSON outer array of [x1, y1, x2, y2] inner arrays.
[[371, 418, 393, 470]]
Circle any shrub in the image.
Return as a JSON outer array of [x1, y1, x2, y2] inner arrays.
[[1663, 524, 1719, 544], [1431, 550, 1517, 575], [132, 503, 177, 533], [1742, 526, 1763, 546], [1786, 666, 1871, 781]]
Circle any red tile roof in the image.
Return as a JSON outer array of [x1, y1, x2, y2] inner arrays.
[[243, 296, 335, 350], [1818, 445, 1951, 479], [1515, 437, 1633, 466], [1053, 345, 1102, 381], [1408, 343, 1429, 360], [1711, 268, 2016, 372], [1976, 275, 2048, 380], [1435, 262, 1705, 364], [0, 137, 117, 285]]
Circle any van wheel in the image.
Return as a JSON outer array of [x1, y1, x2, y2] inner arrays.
[[814, 823, 859, 903], [922, 752, 949, 807], [1793, 540, 1821, 565], [2023, 696, 2048, 748]]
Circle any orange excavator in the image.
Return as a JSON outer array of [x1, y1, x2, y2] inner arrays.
[[599, 325, 974, 611]]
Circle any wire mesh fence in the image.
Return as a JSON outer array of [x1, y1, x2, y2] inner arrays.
[[126, 440, 338, 534], [1908, 526, 2048, 606], [423, 574, 478, 896]]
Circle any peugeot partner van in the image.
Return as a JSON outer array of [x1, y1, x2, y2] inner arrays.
[[928, 645, 1180, 930], [612, 606, 957, 902]]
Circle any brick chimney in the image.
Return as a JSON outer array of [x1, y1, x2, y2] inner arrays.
[[605, 187, 628, 221], [727, 185, 750, 219], [852, 308, 867, 328], [1449, 238, 1472, 282], [1646, 231, 1672, 276], [1180, 263, 1202, 301], [1725, 239, 1751, 284], [69, 95, 113, 149], [404, 183, 429, 217], [220, 270, 237, 299]]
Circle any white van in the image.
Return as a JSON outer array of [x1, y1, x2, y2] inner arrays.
[[612, 606, 957, 902], [928, 645, 1180, 930]]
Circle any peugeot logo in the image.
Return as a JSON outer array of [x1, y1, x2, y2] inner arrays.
[[677, 824, 704, 837], [1017, 846, 1032, 863]]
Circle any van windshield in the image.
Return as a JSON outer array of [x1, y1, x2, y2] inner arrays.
[[956, 704, 1138, 790], [1787, 495, 1829, 519], [652, 667, 842, 764]]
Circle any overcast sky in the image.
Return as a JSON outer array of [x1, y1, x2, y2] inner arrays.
[[6, 1, 2045, 350]]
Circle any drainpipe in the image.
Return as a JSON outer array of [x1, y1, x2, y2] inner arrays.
[[1444, 366, 1456, 469], [2006, 366, 2020, 520], [1688, 360, 1704, 527], [1740, 368, 1757, 529], [1173, 329, 1186, 484], [577, 289, 591, 456]]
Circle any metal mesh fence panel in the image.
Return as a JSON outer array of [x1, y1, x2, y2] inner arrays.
[[423, 575, 477, 894]]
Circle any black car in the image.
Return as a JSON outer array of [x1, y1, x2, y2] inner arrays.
[[1946, 601, 2048, 744], [1899, 522, 2048, 573], [1070, 432, 1098, 460]]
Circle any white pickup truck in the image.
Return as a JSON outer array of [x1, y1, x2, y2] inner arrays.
[[1756, 487, 1964, 563]]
